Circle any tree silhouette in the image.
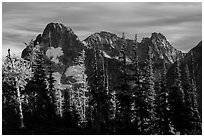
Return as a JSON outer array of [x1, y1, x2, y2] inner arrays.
[[155, 61, 172, 134], [183, 64, 201, 134], [169, 60, 185, 134], [2, 49, 32, 129]]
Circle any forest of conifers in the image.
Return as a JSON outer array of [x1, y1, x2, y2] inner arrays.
[[2, 34, 202, 135]]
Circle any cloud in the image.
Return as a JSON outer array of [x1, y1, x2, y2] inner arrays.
[[2, 2, 202, 57]]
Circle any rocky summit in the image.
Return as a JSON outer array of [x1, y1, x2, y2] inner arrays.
[[84, 31, 185, 63], [83, 31, 186, 81], [22, 23, 84, 87], [21, 22, 201, 107]]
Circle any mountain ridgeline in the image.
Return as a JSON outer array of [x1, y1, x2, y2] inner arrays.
[[21, 22, 201, 111], [18, 22, 202, 134]]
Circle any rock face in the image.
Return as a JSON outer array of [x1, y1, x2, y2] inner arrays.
[[85, 31, 202, 116], [22, 23, 83, 86], [84, 31, 185, 81], [84, 31, 124, 59], [41, 22, 83, 66], [22, 22, 201, 90], [21, 23, 186, 86], [143, 32, 185, 64], [21, 22, 201, 114], [84, 31, 185, 63]]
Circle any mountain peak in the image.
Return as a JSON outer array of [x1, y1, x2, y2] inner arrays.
[[150, 32, 169, 46], [151, 32, 167, 41], [22, 22, 83, 67], [42, 22, 73, 38], [86, 31, 118, 40], [84, 31, 119, 47], [139, 32, 185, 64]]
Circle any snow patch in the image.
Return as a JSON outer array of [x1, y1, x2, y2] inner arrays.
[[58, 23, 63, 30], [126, 57, 132, 63], [159, 54, 164, 59], [65, 66, 80, 77], [105, 38, 108, 43], [114, 56, 119, 60], [76, 37, 79, 41], [109, 39, 115, 49], [65, 65, 86, 83], [82, 41, 88, 47], [109, 39, 113, 45], [46, 47, 63, 64], [96, 34, 102, 42], [102, 51, 111, 59]]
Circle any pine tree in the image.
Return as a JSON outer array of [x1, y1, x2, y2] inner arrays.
[[190, 79, 201, 134], [189, 53, 201, 134], [190, 52, 201, 124], [88, 43, 102, 131], [2, 49, 32, 128], [155, 61, 172, 134], [131, 39, 156, 134], [183, 64, 201, 134], [116, 32, 131, 130], [142, 46, 156, 134], [62, 88, 80, 128], [47, 64, 55, 104], [47, 31, 56, 105], [131, 34, 146, 133], [99, 47, 113, 132], [47, 31, 57, 120], [169, 59, 185, 134], [74, 49, 89, 124], [29, 49, 53, 125], [120, 32, 127, 84], [88, 42, 113, 132], [55, 87, 64, 118]]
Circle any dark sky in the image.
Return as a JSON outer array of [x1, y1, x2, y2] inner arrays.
[[2, 2, 202, 56]]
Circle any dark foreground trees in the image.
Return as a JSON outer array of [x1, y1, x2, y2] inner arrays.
[[155, 62, 172, 134], [3, 49, 32, 130], [2, 36, 201, 135]]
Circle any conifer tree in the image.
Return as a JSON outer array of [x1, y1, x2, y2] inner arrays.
[[88, 42, 113, 132], [169, 59, 185, 134], [183, 64, 201, 134], [47, 31, 56, 106], [190, 79, 201, 134], [116, 32, 131, 130], [74, 49, 89, 124], [62, 88, 80, 128], [46, 31, 58, 121], [56, 88, 64, 117], [47, 64, 55, 104], [88, 43, 102, 130], [155, 61, 172, 134], [143, 46, 156, 134], [29, 48, 53, 124], [2, 49, 32, 128], [131, 34, 145, 133], [185, 52, 201, 134], [99, 48, 112, 132], [131, 38, 156, 134]]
